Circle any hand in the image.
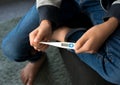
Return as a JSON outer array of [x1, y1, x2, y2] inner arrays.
[[75, 17, 118, 54], [29, 20, 52, 51]]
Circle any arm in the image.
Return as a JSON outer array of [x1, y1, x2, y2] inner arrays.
[[75, 0, 120, 54], [29, 0, 62, 51], [36, 0, 62, 31]]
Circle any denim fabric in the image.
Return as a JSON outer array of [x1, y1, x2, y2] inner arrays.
[[75, 0, 106, 25], [2, 0, 103, 62], [2, 0, 118, 83], [1, 0, 106, 66], [1, 5, 43, 62], [66, 28, 120, 85]]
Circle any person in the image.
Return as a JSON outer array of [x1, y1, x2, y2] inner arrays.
[[1, 0, 120, 85]]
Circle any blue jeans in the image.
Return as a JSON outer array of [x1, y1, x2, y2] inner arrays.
[[1, 0, 104, 62], [3, 0, 119, 84], [66, 28, 120, 85]]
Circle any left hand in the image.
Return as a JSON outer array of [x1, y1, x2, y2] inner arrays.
[[75, 17, 118, 54], [29, 20, 52, 52]]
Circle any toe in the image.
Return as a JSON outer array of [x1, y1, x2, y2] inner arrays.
[[27, 78, 33, 85], [21, 70, 28, 85]]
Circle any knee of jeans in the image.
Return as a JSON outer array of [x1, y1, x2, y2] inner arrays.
[[104, 69, 120, 84], [1, 38, 28, 62]]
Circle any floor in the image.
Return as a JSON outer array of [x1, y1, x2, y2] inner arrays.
[[0, 0, 34, 23], [0, 1, 72, 85]]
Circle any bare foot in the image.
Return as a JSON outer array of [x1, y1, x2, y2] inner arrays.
[[21, 54, 46, 85]]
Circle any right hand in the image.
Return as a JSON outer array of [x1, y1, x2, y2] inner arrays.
[[75, 17, 119, 54], [29, 20, 52, 52]]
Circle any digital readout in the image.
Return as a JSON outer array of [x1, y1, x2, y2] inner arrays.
[[61, 43, 69, 47], [61, 43, 74, 48]]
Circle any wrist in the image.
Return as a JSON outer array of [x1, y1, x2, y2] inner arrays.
[[39, 20, 52, 31], [106, 17, 119, 28], [40, 20, 52, 27], [96, 17, 119, 37]]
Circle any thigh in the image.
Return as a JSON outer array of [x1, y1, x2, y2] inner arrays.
[[78, 28, 120, 84], [66, 28, 120, 84]]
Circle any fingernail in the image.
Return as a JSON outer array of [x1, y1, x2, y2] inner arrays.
[[34, 38, 37, 42]]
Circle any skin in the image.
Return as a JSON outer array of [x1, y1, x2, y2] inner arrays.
[[29, 20, 52, 52], [21, 55, 46, 85], [21, 17, 118, 85], [21, 20, 70, 85], [75, 17, 119, 53]]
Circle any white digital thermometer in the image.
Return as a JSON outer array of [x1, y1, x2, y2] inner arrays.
[[40, 42, 75, 49]]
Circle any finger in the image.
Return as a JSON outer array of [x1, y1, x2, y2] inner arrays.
[[27, 78, 33, 85], [36, 44, 48, 52], [29, 29, 38, 46], [21, 70, 28, 85], [75, 38, 96, 54], [33, 30, 48, 49], [75, 38, 90, 53], [36, 43, 46, 51], [75, 36, 87, 50], [33, 44, 46, 51], [33, 30, 43, 43], [44, 38, 50, 42], [34, 37, 50, 51], [38, 38, 50, 50], [40, 45, 49, 52], [34, 46, 39, 51], [82, 38, 97, 53]]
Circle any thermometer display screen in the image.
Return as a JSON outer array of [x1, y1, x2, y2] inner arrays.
[[61, 43, 69, 47], [61, 43, 74, 48]]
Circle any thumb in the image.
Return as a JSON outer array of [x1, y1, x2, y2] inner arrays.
[[75, 37, 87, 50], [75, 36, 88, 53], [29, 29, 38, 46], [34, 31, 43, 43], [27, 78, 33, 85]]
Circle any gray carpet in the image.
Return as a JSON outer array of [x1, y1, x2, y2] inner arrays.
[[0, 18, 72, 85]]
